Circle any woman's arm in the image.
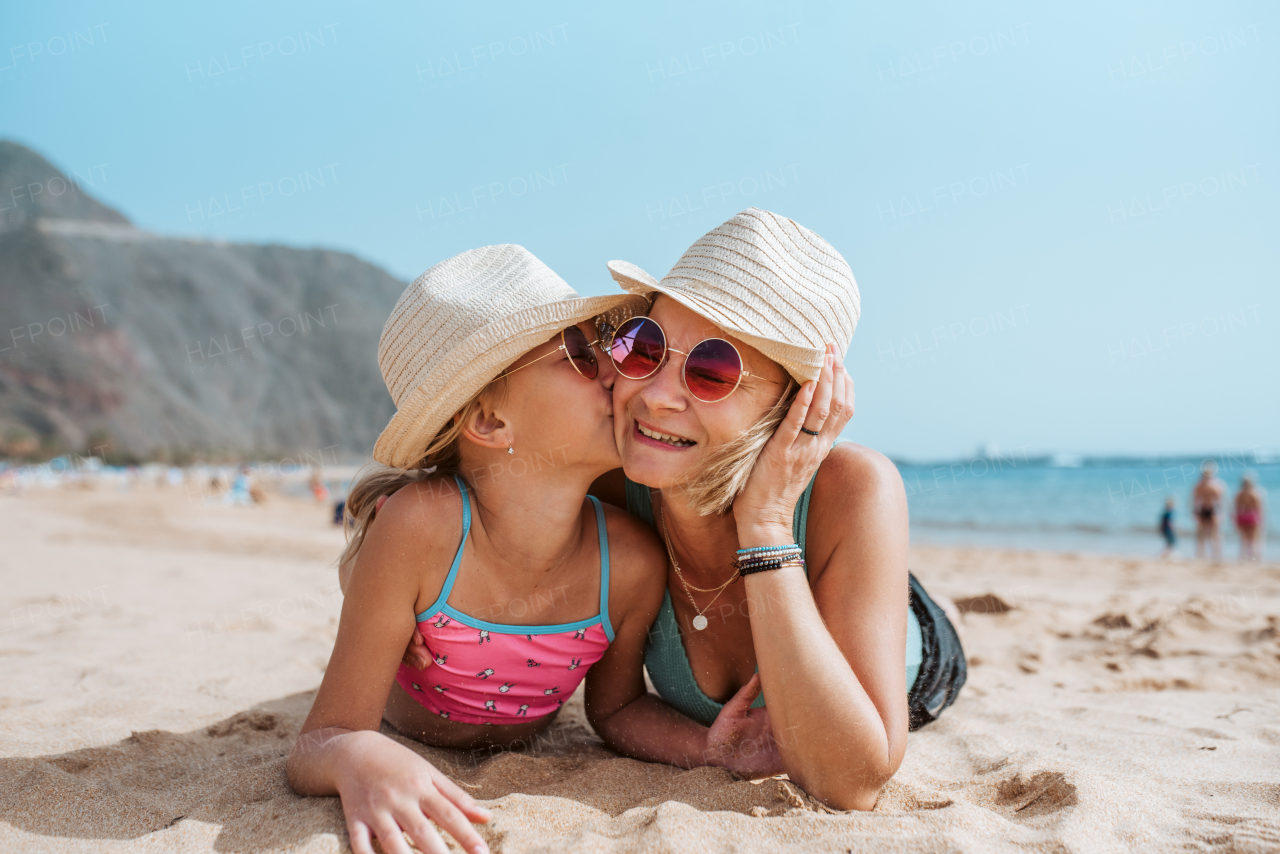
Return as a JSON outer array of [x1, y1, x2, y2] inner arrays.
[[289, 485, 491, 854], [584, 508, 782, 776], [583, 506, 709, 765], [742, 445, 911, 810], [733, 348, 911, 810]]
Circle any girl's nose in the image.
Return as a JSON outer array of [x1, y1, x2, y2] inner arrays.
[[595, 342, 618, 390]]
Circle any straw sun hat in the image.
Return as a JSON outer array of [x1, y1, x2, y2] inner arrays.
[[607, 207, 860, 384], [374, 244, 647, 469]]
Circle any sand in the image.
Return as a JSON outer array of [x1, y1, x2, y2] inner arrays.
[[1, 483, 1278, 853]]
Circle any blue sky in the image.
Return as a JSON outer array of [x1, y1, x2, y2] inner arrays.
[[2, 1, 1276, 460]]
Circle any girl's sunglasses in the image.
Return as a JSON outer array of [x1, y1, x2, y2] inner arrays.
[[496, 326, 601, 381], [607, 316, 783, 403]]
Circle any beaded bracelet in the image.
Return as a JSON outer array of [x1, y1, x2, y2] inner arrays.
[[735, 554, 800, 569], [739, 558, 806, 576], [735, 548, 801, 563], [735, 550, 802, 567], [735, 548, 801, 562], [735, 546, 802, 561], [736, 543, 801, 555]]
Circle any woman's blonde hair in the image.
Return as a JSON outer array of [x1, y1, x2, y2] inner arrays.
[[338, 380, 506, 567], [679, 379, 799, 516]]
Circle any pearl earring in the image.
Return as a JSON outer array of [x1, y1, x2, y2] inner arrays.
[[508, 445, 514, 455]]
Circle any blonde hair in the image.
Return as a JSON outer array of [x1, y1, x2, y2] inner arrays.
[[338, 380, 506, 566], [679, 380, 799, 516]]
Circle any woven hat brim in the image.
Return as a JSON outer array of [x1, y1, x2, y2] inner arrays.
[[373, 293, 647, 469], [606, 261, 824, 383]]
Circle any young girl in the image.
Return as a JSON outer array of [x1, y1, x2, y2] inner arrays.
[[287, 245, 779, 854]]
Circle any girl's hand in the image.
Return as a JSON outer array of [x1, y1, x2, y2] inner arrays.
[[333, 730, 491, 854], [733, 344, 855, 545], [704, 674, 784, 779]]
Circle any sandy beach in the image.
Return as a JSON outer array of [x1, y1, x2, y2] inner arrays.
[[2, 482, 1278, 853]]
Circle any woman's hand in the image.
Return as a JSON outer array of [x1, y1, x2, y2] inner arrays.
[[331, 729, 491, 854], [402, 628, 432, 670], [733, 344, 855, 545], [704, 674, 784, 778]]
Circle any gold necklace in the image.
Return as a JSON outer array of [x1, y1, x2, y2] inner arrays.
[[660, 506, 739, 631]]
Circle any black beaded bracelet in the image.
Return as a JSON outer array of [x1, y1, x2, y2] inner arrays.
[[738, 558, 805, 576]]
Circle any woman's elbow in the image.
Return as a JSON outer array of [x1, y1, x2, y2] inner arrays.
[[795, 756, 897, 812], [819, 783, 884, 812], [584, 706, 622, 747]]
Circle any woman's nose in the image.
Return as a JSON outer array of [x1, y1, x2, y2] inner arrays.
[[637, 353, 687, 412]]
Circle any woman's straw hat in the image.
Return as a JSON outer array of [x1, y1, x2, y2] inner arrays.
[[374, 244, 646, 469], [607, 207, 859, 383]]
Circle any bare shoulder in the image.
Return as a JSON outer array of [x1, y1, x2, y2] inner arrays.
[[598, 501, 666, 619], [807, 443, 908, 575], [354, 477, 466, 596], [812, 442, 907, 507]]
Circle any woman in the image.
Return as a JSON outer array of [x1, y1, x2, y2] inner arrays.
[[593, 208, 967, 811], [289, 245, 779, 854], [1234, 473, 1266, 561]]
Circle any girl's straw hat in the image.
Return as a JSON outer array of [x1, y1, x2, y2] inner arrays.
[[606, 207, 859, 383], [374, 244, 646, 469]]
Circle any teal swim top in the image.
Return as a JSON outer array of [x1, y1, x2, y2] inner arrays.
[[628, 473, 923, 726]]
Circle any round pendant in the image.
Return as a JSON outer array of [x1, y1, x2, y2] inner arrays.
[[692, 614, 708, 631]]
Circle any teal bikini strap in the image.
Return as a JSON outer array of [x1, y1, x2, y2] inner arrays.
[[589, 495, 615, 642], [793, 470, 816, 551], [624, 478, 655, 525], [415, 475, 472, 620]]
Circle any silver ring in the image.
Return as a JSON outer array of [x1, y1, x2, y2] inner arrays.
[[799, 427, 820, 436]]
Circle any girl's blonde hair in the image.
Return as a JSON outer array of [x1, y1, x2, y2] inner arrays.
[[338, 380, 505, 567], [679, 379, 799, 516]]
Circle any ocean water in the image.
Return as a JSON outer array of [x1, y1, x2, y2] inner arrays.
[[897, 453, 1277, 558], [10, 453, 1270, 561]]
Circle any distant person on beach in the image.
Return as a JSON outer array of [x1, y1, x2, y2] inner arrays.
[[226, 466, 255, 505], [309, 469, 330, 502], [1159, 497, 1176, 558], [1234, 473, 1266, 561], [1192, 462, 1225, 560]]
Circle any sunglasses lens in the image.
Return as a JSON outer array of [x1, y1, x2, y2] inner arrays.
[[562, 326, 598, 379], [609, 317, 665, 378], [685, 339, 743, 402]]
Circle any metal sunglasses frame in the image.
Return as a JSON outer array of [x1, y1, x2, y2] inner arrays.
[[493, 326, 602, 381], [607, 316, 785, 403]]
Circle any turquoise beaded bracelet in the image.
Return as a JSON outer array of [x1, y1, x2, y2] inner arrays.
[[736, 543, 801, 555]]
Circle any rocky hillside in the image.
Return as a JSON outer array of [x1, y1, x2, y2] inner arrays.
[[0, 141, 405, 462]]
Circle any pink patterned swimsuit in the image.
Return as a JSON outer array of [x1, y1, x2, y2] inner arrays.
[[395, 475, 613, 725]]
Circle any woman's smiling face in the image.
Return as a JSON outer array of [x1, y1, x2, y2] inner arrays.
[[612, 296, 789, 490]]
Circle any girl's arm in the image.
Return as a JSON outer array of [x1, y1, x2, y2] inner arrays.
[[583, 508, 782, 776], [288, 485, 491, 854]]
